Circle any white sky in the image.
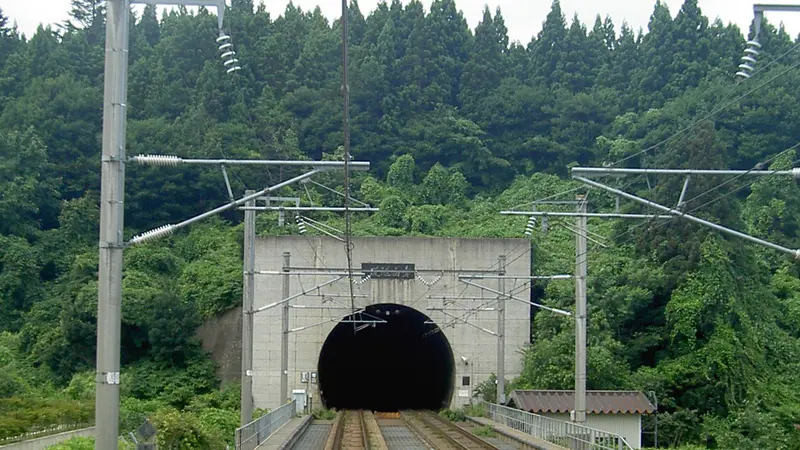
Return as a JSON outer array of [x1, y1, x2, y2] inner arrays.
[[2, 0, 799, 44]]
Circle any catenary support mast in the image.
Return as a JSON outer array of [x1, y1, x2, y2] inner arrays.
[[96, 1, 130, 447]]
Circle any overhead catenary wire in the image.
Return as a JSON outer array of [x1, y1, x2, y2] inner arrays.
[[339, 0, 357, 335], [570, 141, 800, 264], [614, 55, 800, 168], [495, 145, 800, 321]]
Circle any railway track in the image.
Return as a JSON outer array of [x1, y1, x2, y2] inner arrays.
[[400, 410, 501, 450], [313, 409, 502, 450], [331, 410, 370, 449]]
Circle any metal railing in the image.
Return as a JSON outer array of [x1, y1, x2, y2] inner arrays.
[[235, 400, 297, 450], [480, 401, 634, 450], [0, 423, 94, 445]]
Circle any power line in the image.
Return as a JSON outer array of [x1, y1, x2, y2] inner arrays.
[[615, 56, 800, 167], [570, 142, 800, 263], [339, 0, 357, 334]]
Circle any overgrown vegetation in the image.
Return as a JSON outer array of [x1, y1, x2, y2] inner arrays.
[[439, 408, 467, 422], [1, 0, 800, 448], [312, 408, 338, 420], [472, 424, 497, 438]]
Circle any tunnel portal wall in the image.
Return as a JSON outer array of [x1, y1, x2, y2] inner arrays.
[[252, 236, 531, 410]]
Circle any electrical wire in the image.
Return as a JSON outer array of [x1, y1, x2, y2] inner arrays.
[[340, 0, 357, 335], [572, 141, 800, 264], [614, 55, 800, 168]]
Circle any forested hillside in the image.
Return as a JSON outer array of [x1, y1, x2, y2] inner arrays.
[[1, 0, 800, 447]]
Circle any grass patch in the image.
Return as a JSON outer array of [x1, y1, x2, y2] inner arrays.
[[473, 424, 497, 438]]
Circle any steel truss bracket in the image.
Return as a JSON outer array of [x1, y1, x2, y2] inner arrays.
[[459, 279, 572, 316], [253, 276, 344, 314], [573, 176, 800, 260], [287, 310, 387, 334]]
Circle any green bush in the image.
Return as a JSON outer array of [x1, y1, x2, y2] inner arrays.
[[472, 424, 497, 438], [439, 408, 466, 422], [0, 397, 93, 439], [462, 403, 486, 417], [312, 408, 337, 420], [47, 437, 135, 449], [150, 407, 225, 450], [119, 397, 166, 435]]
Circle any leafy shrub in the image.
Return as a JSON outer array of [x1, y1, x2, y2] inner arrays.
[[439, 408, 466, 422], [48, 437, 134, 449], [462, 403, 486, 417], [150, 407, 225, 450], [312, 408, 337, 420], [472, 424, 497, 437], [119, 397, 165, 435], [0, 397, 93, 439]]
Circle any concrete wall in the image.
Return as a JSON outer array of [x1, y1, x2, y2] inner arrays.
[[0, 428, 94, 450], [541, 413, 642, 449], [196, 305, 242, 384], [252, 236, 531, 410]]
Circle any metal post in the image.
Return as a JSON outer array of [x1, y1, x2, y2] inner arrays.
[[574, 195, 587, 423], [281, 252, 290, 403], [241, 190, 255, 425], [497, 255, 506, 404], [96, 1, 129, 448]]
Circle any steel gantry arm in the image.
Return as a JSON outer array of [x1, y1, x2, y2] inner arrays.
[[459, 279, 572, 316], [570, 172, 800, 260]]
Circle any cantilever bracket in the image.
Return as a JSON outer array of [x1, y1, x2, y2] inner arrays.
[[573, 176, 800, 260]]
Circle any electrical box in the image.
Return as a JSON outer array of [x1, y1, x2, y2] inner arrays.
[[292, 389, 306, 415]]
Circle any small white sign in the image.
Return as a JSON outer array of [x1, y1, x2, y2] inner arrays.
[[458, 389, 470, 398], [106, 372, 120, 385], [245, 369, 252, 376]]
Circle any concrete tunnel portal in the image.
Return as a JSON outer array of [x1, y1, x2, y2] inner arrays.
[[317, 303, 455, 411]]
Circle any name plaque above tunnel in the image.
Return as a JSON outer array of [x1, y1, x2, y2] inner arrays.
[[361, 263, 415, 279]]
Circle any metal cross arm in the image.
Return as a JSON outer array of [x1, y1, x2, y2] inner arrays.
[[459, 279, 572, 316], [574, 176, 800, 260], [130, 0, 227, 28], [128, 170, 321, 245], [754, 4, 800, 13], [241, 206, 379, 212], [132, 0, 223, 5], [425, 312, 498, 337], [458, 274, 572, 280], [570, 166, 800, 178], [131, 155, 371, 171], [288, 311, 387, 334], [501, 211, 673, 219], [253, 276, 344, 314], [306, 178, 372, 207]]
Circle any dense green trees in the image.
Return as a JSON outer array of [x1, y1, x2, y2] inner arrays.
[[1, 0, 800, 447]]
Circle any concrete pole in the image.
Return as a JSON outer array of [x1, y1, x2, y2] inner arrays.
[[574, 195, 588, 423], [281, 252, 290, 404], [241, 190, 255, 425], [497, 255, 506, 404], [95, 1, 129, 448]]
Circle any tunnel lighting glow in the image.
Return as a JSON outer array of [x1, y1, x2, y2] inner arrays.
[[317, 303, 455, 411]]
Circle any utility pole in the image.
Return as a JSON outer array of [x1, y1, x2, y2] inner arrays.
[[241, 190, 255, 425], [96, 1, 129, 448], [281, 252, 291, 403], [574, 195, 588, 423], [497, 254, 506, 404]]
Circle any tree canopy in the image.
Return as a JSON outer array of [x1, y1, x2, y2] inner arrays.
[[1, 0, 800, 447]]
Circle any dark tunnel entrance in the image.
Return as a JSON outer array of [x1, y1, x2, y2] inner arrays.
[[317, 303, 454, 411]]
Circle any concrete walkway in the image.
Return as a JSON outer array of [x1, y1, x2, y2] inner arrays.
[[255, 416, 312, 450], [468, 417, 567, 450]]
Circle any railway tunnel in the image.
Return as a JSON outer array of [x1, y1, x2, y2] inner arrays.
[[317, 303, 455, 411]]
